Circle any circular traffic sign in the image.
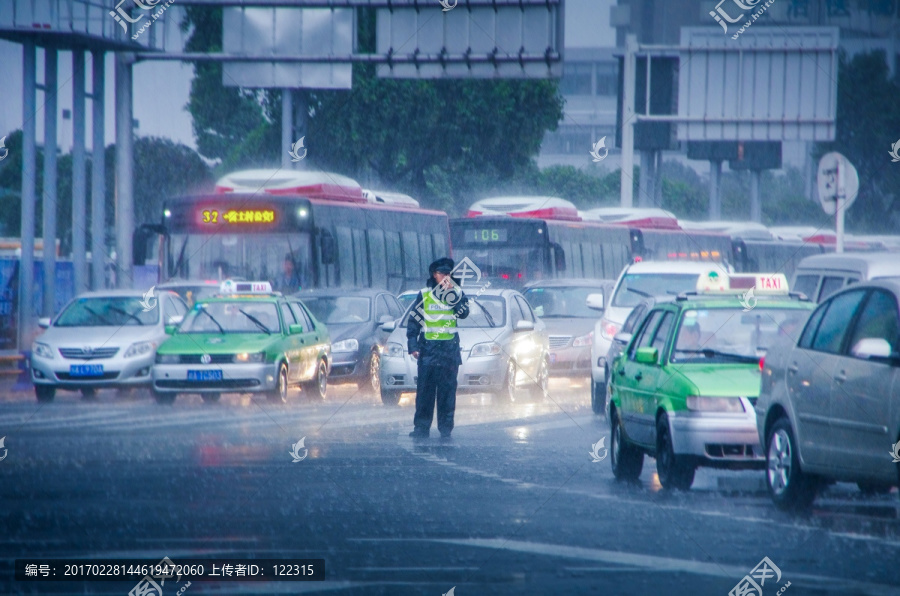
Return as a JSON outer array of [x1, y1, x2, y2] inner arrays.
[[817, 152, 859, 215]]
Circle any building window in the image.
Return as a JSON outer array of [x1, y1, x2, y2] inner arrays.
[[560, 63, 593, 95]]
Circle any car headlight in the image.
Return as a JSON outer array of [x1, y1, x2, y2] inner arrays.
[[124, 340, 155, 358], [233, 352, 265, 363], [572, 331, 593, 347], [155, 353, 180, 364], [332, 339, 359, 353], [685, 396, 745, 413], [470, 342, 502, 357], [599, 318, 620, 340], [32, 342, 54, 359], [385, 342, 405, 359]]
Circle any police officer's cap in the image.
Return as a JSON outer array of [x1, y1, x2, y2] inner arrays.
[[429, 257, 454, 275]]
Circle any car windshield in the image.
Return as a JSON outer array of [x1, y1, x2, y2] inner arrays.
[[523, 286, 602, 318], [180, 301, 280, 333], [303, 296, 371, 323], [612, 273, 701, 307], [670, 306, 810, 363], [400, 296, 506, 328], [161, 284, 220, 308], [55, 296, 159, 327]]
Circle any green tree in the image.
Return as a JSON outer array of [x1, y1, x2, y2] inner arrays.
[[816, 50, 900, 232], [180, 7, 564, 213]]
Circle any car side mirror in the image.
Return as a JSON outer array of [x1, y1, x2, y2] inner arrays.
[[613, 331, 632, 346], [634, 346, 658, 364], [166, 315, 183, 326], [514, 320, 535, 332], [585, 293, 605, 311], [851, 338, 892, 360], [378, 314, 393, 324], [289, 323, 305, 335], [38, 317, 51, 329], [164, 325, 178, 335], [381, 320, 397, 332]]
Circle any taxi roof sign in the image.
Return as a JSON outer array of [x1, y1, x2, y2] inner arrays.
[[219, 280, 273, 295], [695, 272, 789, 295]]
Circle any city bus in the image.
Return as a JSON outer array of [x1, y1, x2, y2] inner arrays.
[[133, 170, 450, 294], [450, 199, 730, 287]]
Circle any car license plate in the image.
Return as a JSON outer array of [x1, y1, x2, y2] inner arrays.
[[549, 353, 558, 364], [69, 364, 104, 377], [187, 370, 223, 382]]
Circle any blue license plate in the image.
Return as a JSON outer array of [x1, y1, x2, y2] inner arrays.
[[187, 370, 223, 381], [69, 364, 104, 377], [549, 353, 558, 364]]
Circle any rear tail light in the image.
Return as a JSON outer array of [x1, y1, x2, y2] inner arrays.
[[759, 356, 765, 372]]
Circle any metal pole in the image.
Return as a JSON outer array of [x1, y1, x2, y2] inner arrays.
[[72, 50, 88, 295], [115, 52, 134, 288], [638, 150, 652, 207], [709, 160, 722, 220], [654, 150, 663, 205], [42, 48, 59, 318], [749, 169, 761, 223], [294, 89, 308, 171], [281, 88, 293, 169], [18, 42, 37, 352], [91, 51, 106, 290], [620, 34, 637, 208], [835, 158, 844, 254]]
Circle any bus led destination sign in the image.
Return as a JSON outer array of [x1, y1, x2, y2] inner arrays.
[[196, 207, 277, 226]]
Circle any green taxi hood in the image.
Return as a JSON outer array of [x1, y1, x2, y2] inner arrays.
[[158, 333, 278, 355], [675, 364, 762, 397]]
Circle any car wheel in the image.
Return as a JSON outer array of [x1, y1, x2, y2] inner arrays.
[[610, 407, 643, 481], [302, 359, 327, 400], [201, 392, 221, 404], [268, 363, 289, 403], [529, 357, 549, 400], [766, 417, 818, 511], [494, 360, 517, 403], [656, 412, 695, 490], [80, 387, 97, 399], [153, 390, 176, 405], [381, 389, 402, 406], [590, 379, 606, 415], [359, 351, 381, 398], [35, 385, 56, 403]]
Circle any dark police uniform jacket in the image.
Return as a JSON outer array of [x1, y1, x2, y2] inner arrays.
[[406, 279, 470, 369]]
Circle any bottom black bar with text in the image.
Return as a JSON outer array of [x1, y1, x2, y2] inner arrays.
[[15, 559, 324, 581]]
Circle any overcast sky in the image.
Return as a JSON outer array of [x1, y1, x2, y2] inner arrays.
[[0, 1, 615, 154]]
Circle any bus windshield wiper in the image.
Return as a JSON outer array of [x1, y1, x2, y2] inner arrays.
[[108, 305, 145, 325], [239, 309, 272, 335], [198, 308, 225, 334], [472, 299, 496, 328], [172, 237, 189, 278], [626, 287, 653, 298]]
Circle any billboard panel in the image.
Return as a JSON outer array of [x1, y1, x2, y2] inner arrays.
[[677, 27, 838, 142]]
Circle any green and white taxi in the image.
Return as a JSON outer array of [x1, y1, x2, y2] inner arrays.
[[607, 272, 815, 490], [152, 280, 331, 404]]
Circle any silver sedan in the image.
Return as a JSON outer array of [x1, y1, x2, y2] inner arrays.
[[31, 289, 187, 402], [379, 288, 550, 406]]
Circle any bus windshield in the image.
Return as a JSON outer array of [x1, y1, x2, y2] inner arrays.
[[167, 232, 312, 293], [452, 246, 547, 285]]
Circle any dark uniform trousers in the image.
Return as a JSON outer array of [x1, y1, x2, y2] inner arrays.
[[413, 358, 459, 435]]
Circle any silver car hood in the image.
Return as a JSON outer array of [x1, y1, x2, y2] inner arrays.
[[39, 325, 164, 348], [384, 324, 507, 351]]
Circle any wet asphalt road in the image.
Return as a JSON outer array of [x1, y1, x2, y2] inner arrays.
[[2, 380, 900, 596]]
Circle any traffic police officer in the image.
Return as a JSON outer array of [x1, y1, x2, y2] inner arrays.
[[408, 257, 470, 439]]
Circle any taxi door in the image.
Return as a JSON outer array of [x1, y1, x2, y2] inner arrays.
[[631, 311, 675, 447], [616, 310, 663, 447], [279, 302, 305, 383]]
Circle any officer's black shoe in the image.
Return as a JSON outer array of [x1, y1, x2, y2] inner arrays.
[[440, 432, 452, 440], [409, 429, 429, 439]]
